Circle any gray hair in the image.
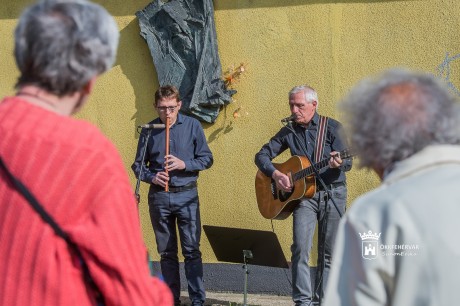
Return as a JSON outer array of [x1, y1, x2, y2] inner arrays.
[[289, 85, 319, 107], [340, 68, 460, 171], [14, 0, 119, 96]]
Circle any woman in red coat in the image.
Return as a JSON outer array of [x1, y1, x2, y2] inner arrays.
[[0, 1, 172, 305]]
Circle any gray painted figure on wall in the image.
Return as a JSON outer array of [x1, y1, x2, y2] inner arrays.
[[136, 0, 235, 123]]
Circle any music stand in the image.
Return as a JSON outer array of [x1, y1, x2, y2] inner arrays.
[[203, 225, 288, 306]]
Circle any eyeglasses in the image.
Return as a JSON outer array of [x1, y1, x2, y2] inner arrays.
[[157, 105, 178, 113]]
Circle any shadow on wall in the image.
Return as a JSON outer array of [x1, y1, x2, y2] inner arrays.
[[116, 17, 229, 141], [117, 18, 159, 140], [116, 16, 236, 142], [0, 0, 418, 19], [206, 107, 234, 144], [2, 2, 159, 139]]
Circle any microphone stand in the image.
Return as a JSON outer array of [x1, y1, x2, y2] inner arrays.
[[134, 128, 156, 276], [134, 128, 152, 205], [284, 121, 343, 306]]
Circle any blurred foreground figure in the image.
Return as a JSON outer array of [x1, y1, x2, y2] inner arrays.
[[0, 1, 172, 305], [324, 68, 460, 306]]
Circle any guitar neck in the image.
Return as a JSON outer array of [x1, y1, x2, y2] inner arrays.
[[291, 149, 352, 183], [292, 158, 330, 182]]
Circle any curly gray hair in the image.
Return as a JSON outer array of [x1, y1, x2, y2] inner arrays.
[[14, 0, 119, 96], [340, 68, 460, 172]]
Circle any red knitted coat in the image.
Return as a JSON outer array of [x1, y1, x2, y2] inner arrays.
[[0, 97, 172, 306]]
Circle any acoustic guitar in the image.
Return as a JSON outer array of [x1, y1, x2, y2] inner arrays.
[[255, 149, 353, 220]]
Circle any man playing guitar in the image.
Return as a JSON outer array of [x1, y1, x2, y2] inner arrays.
[[254, 85, 353, 306]]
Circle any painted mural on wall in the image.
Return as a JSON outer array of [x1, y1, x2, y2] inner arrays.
[[438, 52, 460, 96], [136, 0, 236, 123]]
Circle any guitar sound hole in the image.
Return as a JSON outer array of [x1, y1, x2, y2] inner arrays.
[[271, 180, 294, 202], [278, 187, 294, 202]]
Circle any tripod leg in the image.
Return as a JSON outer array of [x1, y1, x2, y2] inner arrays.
[[243, 263, 249, 306]]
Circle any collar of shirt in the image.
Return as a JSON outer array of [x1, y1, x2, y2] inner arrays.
[[383, 144, 460, 183], [175, 113, 185, 126], [153, 112, 185, 127], [295, 112, 319, 130]]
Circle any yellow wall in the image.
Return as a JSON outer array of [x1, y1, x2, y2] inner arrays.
[[2, 0, 460, 265]]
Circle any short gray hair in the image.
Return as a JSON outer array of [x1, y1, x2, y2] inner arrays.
[[14, 0, 119, 96], [289, 85, 319, 107], [340, 68, 460, 171]]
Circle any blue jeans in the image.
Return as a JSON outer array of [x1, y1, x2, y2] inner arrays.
[[291, 185, 347, 306], [149, 188, 205, 306]]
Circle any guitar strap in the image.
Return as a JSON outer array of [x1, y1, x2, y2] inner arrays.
[[314, 115, 329, 163]]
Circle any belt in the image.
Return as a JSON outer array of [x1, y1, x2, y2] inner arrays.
[[152, 181, 197, 193], [316, 182, 346, 192]]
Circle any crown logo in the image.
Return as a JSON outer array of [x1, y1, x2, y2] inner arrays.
[[359, 231, 381, 241]]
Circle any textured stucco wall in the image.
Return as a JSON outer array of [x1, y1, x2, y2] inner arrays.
[[2, 0, 460, 270]]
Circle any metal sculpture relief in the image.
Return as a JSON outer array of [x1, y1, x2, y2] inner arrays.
[[136, 0, 236, 123]]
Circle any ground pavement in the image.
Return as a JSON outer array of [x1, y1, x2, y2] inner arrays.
[[180, 291, 292, 306]]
